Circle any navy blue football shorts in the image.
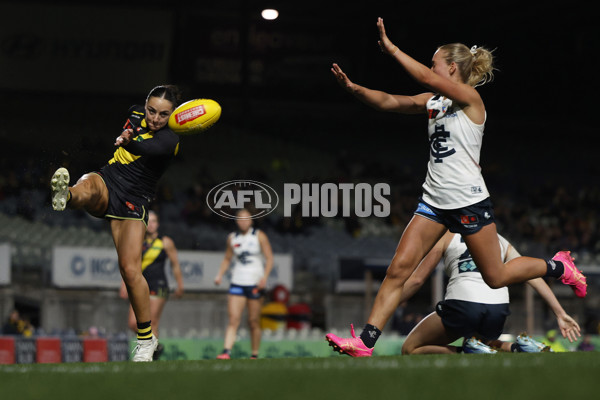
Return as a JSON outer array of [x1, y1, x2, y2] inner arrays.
[[435, 299, 510, 341], [229, 284, 264, 300], [414, 197, 495, 235]]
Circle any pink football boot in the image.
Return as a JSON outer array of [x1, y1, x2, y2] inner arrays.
[[553, 251, 587, 298], [325, 324, 373, 357]]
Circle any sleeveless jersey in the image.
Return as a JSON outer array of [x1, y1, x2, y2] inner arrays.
[[229, 228, 265, 286], [141, 236, 168, 284], [422, 95, 489, 209], [443, 233, 510, 304]]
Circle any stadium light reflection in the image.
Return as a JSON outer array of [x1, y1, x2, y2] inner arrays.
[[261, 9, 279, 20]]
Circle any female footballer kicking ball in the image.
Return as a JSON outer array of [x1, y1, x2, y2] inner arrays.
[[326, 18, 586, 357], [51, 85, 181, 361]]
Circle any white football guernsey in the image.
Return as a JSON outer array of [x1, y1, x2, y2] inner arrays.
[[443, 233, 510, 304], [422, 95, 489, 209], [229, 228, 265, 286]]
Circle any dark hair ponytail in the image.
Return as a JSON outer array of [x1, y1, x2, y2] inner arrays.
[[147, 85, 183, 107]]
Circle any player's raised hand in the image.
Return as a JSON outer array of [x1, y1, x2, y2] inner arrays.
[[377, 17, 398, 56], [115, 128, 134, 146], [331, 63, 356, 93]]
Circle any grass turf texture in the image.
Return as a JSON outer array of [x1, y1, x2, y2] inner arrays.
[[1, 352, 598, 400]]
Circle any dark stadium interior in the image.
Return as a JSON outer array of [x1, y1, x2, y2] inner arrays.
[[1, 1, 599, 340]]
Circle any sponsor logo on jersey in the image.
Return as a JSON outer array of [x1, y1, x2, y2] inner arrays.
[[428, 108, 441, 119], [457, 249, 479, 273]]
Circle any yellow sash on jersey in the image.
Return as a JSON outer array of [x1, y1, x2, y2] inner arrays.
[[108, 116, 179, 165], [142, 238, 164, 272], [109, 131, 155, 166]]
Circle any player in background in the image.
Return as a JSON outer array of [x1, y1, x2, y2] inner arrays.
[[399, 231, 580, 355], [120, 210, 184, 360], [214, 209, 274, 359], [326, 18, 586, 357], [51, 85, 181, 361]]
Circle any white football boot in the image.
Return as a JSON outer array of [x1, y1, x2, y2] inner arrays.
[[132, 335, 159, 362], [51, 167, 70, 211]]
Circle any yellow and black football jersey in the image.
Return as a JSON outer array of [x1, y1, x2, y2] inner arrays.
[[142, 236, 169, 296], [102, 105, 179, 201]]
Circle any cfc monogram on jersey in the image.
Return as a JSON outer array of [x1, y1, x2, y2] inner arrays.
[[421, 94, 489, 209], [230, 228, 265, 286], [430, 125, 456, 163]]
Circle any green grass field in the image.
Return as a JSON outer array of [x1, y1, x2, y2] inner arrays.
[[1, 352, 598, 400]]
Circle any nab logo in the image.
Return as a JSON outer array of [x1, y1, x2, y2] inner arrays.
[[207, 180, 279, 220], [430, 125, 456, 163]]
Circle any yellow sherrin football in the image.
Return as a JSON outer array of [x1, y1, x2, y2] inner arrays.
[[168, 98, 222, 135]]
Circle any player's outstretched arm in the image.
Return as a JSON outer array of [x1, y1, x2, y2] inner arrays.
[[526, 278, 581, 342], [331, 63, 431, 114], [377, 17, 480, 109]]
